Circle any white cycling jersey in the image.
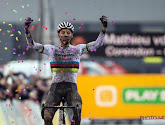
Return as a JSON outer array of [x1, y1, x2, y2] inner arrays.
[[25, 31, 105, 83]]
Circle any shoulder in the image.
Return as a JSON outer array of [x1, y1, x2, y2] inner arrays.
[[75, 44, 87, 49]]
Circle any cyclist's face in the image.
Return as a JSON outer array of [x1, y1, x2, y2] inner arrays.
[[58, 29, 73, 45]]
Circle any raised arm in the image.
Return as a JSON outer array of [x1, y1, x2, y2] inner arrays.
[[86, 15, 108, 52], [24, 17, 44, 53], [79, 16, 108, 54]]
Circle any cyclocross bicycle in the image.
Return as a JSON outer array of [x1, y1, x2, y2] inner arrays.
[[42, 97, 79, 125]]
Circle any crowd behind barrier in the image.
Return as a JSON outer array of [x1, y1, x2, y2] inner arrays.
[[0, 70, 51, 106], [0, 99, 44, 125]]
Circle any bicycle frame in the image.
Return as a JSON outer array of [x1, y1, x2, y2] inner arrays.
[[42, 97, 76, 125]]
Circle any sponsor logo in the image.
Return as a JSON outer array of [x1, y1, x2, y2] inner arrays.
[[123, 88, 165, 103], [95, 86, 117, 107]]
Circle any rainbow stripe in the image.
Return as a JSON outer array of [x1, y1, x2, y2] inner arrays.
[[50, 61, 79, 73]]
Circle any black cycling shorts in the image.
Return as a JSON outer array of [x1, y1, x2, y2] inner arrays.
[[44, 81, 82, 118]]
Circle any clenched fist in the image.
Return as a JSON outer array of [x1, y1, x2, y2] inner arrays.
[[24, 17, 33, 29], [100, 15, 108, 28]]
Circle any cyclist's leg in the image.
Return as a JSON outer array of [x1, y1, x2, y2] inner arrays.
[[43, 83, 61, 125], [66, 90, 82, 125]]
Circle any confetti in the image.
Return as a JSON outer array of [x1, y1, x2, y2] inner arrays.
[[11, 121, 14, 123], [48, 40, 51, 43], [30, 25, 35, 31], [16, 37, 19, 41], [94, 0, 96, 3], [71, 120, 74, 122], [65, 56, 68, 59], [30, 10, 32, 13], [18, 31, 21, 35], [126, 47, 129, 50], [69, 20, 72, 23], [35, 100, 39, 104], [59, 48, 62, 51], [3, 33, 5, 35], [44, 63, 46, 66], [8, 24, 12, 27], [19, 97, 21, 100], [20, 18, 22, 22], [128, 39, 130, 42], [12, 29, 15, 31], [40, 69, 41, 71], [27, 4, 29, 7], [65, 12, 68, 15], [10, 34, 14, 36], [79, 27, 81, 29], [0, 29, 1, 31], [29, 109, 32, 111], [26, 46, 29, 50], [108, 61, 111, 63], [81, 23, 84, 25], [38, 18, 40, 21], [5, 47, 7, 50], [22, 5, 24, 8], [7, 30, 10, 33], [112, 20, 114, 23], [73, 18, 76, 20], [41, 25, 48, 30], [93, 89, 95, 90], [94, 49, 96, 52], [13, 10, 17, 13], [92, 60, 94, 62], [3, 22, 5, 24], [18, 54, 20, 56]]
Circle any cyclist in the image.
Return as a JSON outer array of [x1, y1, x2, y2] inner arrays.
[[24, 15, 108, 125]]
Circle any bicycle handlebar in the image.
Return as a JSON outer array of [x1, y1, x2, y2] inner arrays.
[[44, 106, 75, 108]]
